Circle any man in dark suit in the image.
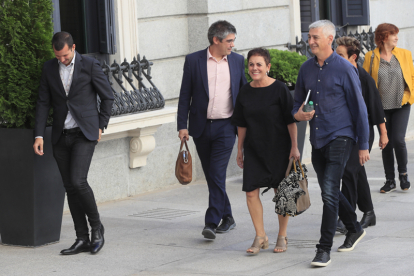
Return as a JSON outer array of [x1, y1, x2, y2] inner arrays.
[[177, 20, 247, 239], [33, 32, 114, 255]]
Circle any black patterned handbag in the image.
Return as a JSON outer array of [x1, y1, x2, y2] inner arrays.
[[273, 158, 310, 217]]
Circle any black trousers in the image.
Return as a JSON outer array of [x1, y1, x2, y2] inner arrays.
[[383, 104, 411, 180], [341, 126, 375, 213], [53, 131, 101, 240]]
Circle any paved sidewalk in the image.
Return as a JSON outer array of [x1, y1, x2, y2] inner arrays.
[[1, 140, 414, 276]]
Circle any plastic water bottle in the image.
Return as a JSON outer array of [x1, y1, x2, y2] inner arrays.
[[304, 101, 314, 112]]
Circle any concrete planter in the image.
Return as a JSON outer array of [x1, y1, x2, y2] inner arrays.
[[0, 127, 65, 247]]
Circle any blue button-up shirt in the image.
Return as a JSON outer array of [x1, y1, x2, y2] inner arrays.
[[292, 51, 369, 150]]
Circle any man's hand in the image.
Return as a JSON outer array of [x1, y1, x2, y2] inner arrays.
[[294, 102, 315, 121], [359, 149, 370, 166], [178, 129, 189, 141], [98, 128, 102, 142], [33, 138, 44, 156], [379, 133, 388, 150]]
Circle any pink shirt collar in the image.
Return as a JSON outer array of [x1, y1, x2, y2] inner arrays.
[[207, 47, 228, 62]]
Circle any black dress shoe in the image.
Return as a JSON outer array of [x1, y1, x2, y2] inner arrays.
[[311, 248, 331, 267], [216, 217, 236, 233], [336, 219, 347, 234], [60, 239, 91, 255], [360, 210, 376, 228], [90, 224, 105, 254], [337, 229, 366, 252], [202, 225, 216, 239]]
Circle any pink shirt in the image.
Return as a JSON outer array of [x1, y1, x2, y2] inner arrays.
[[206, 47, 233, 119]]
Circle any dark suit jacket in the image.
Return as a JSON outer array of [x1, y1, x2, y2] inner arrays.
[[35, 52, 114, 144], [177, 48, 247, 138]]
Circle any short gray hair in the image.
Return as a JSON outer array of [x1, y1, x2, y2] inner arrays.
[[207, 20, 237, 45], [309, 20, 336, 38]]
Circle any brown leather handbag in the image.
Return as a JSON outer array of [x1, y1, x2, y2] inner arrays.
[[175, 139, 192, 184]]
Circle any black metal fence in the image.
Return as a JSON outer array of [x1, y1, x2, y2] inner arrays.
[[286, 27, 376, 66], [101, 54, 165, 116]]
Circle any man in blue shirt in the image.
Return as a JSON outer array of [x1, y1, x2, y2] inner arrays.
[[292, 20, 370, 267]]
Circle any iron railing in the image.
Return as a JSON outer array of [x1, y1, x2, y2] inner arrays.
[[100, 54, 165, 116], [286, 27, 376, 66]]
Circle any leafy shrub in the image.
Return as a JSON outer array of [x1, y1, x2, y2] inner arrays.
[[245, 49, 307, 88], [0, 0, 54, 128]]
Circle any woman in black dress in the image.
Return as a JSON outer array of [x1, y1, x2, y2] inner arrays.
[[232, 48, 300, 254]]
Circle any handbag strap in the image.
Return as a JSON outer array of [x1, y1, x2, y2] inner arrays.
[[287, 157, 306, 179], [179, 139, 190, 152], [296, 159, 306, 179], [369, 51, 375, 76], [285, 157, 296, 177]]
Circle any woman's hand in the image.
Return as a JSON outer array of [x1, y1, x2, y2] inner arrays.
[[289, 146, 300, 161], [236, 150, 244, 169], [379, 133, 389, 150]]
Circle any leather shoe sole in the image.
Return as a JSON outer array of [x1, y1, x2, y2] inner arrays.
[[311, 259, 331, 267], [60, 247, 90, 255]]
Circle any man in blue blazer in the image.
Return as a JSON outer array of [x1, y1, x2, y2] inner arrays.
[[177, 20, 247, 239], [33, 32, 114, 255]]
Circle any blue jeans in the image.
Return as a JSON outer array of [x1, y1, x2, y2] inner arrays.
[[312, 137, 362, 252]]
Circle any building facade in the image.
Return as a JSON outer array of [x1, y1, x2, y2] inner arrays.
[[53, 0, 414, 206]]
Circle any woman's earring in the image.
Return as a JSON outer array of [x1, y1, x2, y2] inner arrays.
[[267, 71, 269, 75]]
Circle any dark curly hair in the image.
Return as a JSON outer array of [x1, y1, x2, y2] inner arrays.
[[374, 23, 399, 49], [335, 36, 361, 62], [247, 48, 270, 65]]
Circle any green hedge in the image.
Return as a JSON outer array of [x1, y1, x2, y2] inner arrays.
[[0, 0, 54, 128], [245, 49, 307, 87]]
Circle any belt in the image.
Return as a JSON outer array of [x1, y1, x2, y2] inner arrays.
[[62, 127, 81, 134], [208, 117, 231, 123]]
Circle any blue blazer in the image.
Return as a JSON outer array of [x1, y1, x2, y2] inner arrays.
[[177, 48, 247, 138]]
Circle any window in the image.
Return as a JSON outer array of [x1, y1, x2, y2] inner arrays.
[[51, 0, 116, 56], [300, 0, 369, 33]]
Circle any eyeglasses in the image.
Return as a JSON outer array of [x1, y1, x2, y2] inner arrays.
[[224, 38, 236, 44]]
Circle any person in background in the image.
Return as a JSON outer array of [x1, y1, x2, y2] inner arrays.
[[232, 48, 300, 255], [363, 23, 414, 193], [335, 36, 388, 233]]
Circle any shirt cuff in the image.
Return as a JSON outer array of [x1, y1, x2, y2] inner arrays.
[[358, 141, 369, 150], [35, 136, 43, 139]]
